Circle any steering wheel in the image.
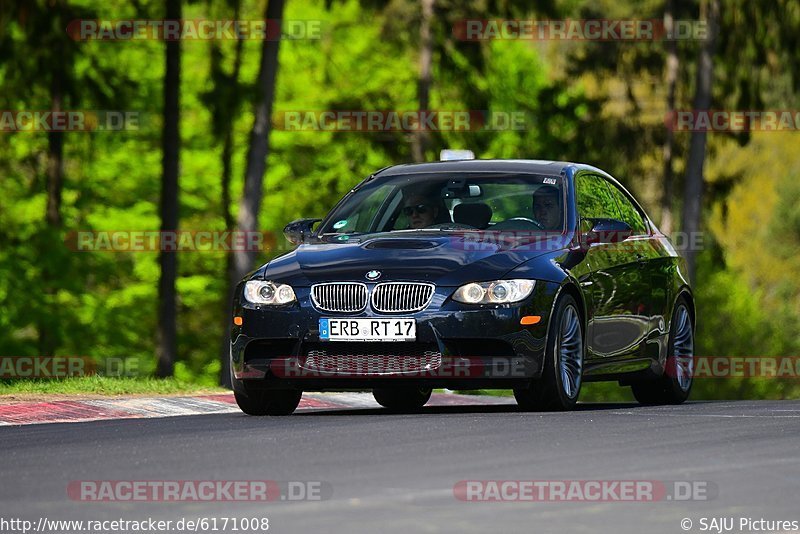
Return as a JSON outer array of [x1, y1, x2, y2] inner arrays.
[[490, 217, 544, 231]]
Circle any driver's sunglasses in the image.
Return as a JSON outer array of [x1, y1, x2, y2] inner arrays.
[[402, 204, 431, 216]]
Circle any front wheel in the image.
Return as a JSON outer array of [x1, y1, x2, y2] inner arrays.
[[373, 387, 432, 412], [234, 385, 302, 416], [514, 293, 584, 411], [631, 298, 694, 405]]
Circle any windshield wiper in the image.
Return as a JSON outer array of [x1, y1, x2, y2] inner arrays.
[[396, 226, 469, 233], [319, 231, 363, 237]]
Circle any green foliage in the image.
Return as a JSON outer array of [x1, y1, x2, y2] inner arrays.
[[0, 0, 798, 400]]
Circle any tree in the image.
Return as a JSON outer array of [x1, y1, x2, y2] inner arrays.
[[157, 0, 182, 377], [1, 0, 77, 356], [204, 0, 247, 386], [42, 1, 69, 356], [659, 0, 679, 236], [223, 0, 287, 387], [410, 0, 433, 162], [681, 0, 719, 283]]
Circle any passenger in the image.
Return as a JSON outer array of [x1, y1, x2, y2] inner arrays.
[[532, 185, 563, 231]]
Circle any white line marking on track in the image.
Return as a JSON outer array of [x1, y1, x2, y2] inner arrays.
[[609, 411, 800, 418]]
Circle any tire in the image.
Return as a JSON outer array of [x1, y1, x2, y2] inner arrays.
[[373, 387, 432, 412], [234, 385, 302, 416], [631, 297, 694, 405], [514, 293, 584, 411]]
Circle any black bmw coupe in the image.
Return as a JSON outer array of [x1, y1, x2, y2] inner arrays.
[[230, 159, 695, 415]]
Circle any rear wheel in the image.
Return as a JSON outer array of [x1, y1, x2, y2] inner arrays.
[[514, 293, 584, 411], [373, 387, 432, 412], [631, 298, 694, 405], [234, 385, 302, 416]]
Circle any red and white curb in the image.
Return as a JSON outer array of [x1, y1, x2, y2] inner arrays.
[[0, 392, 512, 426]]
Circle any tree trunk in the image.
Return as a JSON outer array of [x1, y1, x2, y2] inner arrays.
[[221, 0, 243, 234], [218, 0, 245, 387], [40, 45, 65, 357], [46, 90, 64, 228], [410, 0, 433, 162], [660, 0, 678, 236], [681, 0, 719, 283], [156, 0, 181, 378], [223, 0, 286, 387]]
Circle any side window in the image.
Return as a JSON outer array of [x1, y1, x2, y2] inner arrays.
[[603, 181, 648, 235], [575, 174, 620, 221]]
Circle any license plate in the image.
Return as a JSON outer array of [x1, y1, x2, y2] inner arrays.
[[319, 318, 416, 342]]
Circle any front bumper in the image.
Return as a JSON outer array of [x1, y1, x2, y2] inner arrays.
[[230, 281, 558, 391]]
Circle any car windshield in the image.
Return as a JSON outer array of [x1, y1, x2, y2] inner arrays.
[[317, 172, 566, 235]]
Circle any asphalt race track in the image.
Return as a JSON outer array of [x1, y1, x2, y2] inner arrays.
[[1, 399, 799, 534]]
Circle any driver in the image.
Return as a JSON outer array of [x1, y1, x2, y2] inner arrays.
[[532, 185, 562, 231], [402, 193, 440, 229]]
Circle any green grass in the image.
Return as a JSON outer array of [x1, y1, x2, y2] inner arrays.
[[0, 376, 227, 396]]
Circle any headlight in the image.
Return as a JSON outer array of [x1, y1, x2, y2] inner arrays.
[[452, 279, 535, 304], [244, 280, 296, 305]]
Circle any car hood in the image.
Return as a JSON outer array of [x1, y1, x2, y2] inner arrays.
[[262, 232, 571, 286]]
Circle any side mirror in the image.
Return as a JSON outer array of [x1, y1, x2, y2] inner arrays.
[[581, 218, 632, 247], [283, 218, 321, 245]]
